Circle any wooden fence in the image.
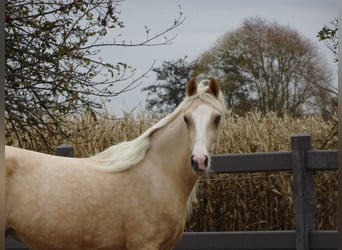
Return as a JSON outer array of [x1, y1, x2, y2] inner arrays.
[[5, 134, 338, 250]]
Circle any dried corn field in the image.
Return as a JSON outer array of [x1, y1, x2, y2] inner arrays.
[[6, 110, 338, 231]]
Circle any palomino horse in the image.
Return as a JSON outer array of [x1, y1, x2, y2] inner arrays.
[[5, 78, 226, 250]]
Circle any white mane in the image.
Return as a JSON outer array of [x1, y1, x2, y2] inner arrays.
[[91, 81, 226, 172]]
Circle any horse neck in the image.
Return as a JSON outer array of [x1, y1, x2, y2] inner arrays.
[[148, 114, 198, 196]]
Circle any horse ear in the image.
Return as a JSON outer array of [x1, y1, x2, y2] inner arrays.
[[186, 78, 197, 97], [208, 78, 220, 98]]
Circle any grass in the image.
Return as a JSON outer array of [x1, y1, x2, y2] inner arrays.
[[6, 110, 338, 231]]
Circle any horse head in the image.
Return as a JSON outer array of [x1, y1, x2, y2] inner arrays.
[[183, 78, 226, 173]]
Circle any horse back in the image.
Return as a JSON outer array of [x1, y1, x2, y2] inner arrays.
[[6, 146, 45, 178], [5, 146, 28, 181]]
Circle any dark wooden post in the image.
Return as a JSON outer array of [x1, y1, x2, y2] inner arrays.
[[55, 144, 74, 157], [291, 134, 314, 250]]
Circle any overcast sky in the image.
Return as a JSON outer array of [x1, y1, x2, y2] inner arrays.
[[98, 0, 338, 117]]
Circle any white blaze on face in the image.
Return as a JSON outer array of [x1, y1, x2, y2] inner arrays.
[[191, 104, 212, 170]]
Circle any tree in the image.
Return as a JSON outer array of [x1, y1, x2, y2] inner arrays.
[[5, 0, 184, 151], [317, 18, 338, 63], [194, 17, 334, 116], [317, 18, 338, 113], [142, 57, 193, 114], [316, 18, 338, 146]]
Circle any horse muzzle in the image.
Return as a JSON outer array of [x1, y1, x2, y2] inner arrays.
[[191, 154, 209, 173]]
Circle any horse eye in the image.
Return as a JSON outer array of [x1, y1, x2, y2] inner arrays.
[[184, 115, 189, 124], [214, 115, 221, 126]]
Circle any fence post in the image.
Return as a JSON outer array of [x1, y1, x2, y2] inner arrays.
[[291, 134, 314, 250], [55, 144, 74, 157]]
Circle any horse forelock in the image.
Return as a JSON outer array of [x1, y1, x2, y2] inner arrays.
[[188, 84, 226, 116], [91, 85, 226, 173]]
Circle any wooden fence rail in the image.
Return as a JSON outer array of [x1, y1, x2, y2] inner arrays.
[[5, 134, 338, 250]]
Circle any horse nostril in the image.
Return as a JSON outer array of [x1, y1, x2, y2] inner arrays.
[[204, 155, 208, 167], [191, 155, 195, 166]]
